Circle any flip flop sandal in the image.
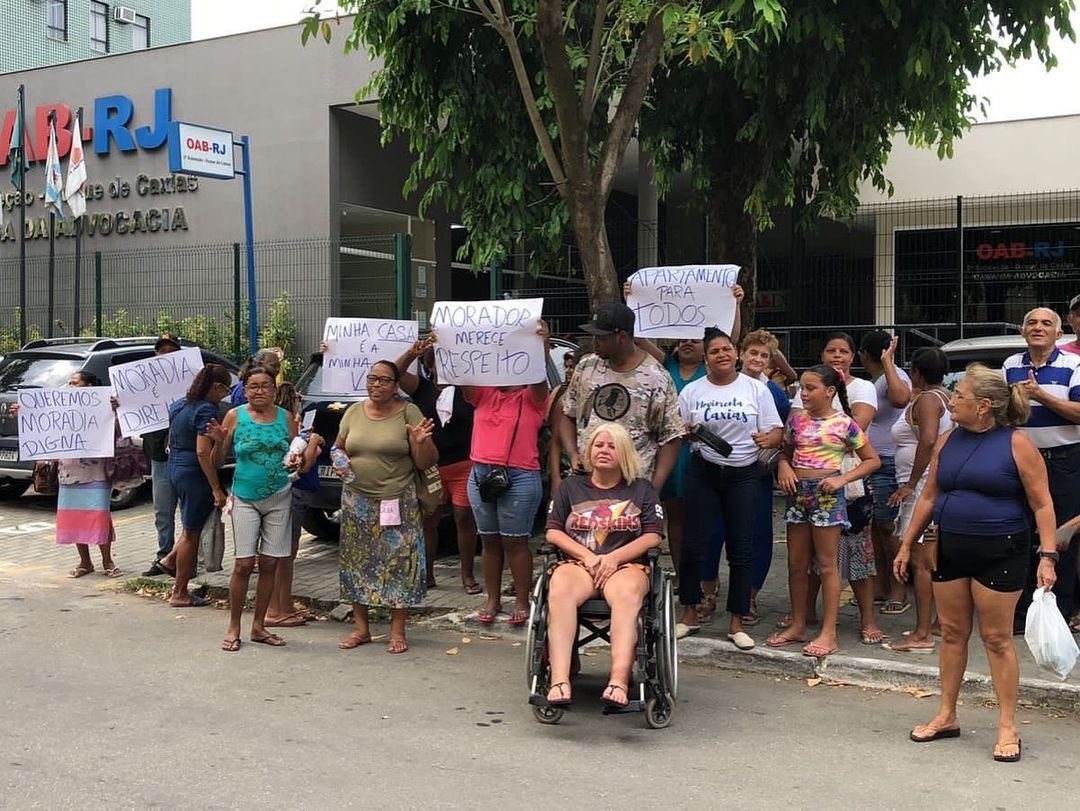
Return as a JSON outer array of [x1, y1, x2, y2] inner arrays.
[[103, 567, 123, 578], [338, 632, 372, 650], [765, 633, 807, 648], [801, 643, 839, 658], [221, 638, 241, 652], [880, 600, 911, 615], [993, 739, 1022, 762], [463, 582, 483, 595], [507, 608, 529, 626], [266, 614, 307, 627], [172, 595, 211, 608], [251, 633, 286, 647], [546, 682, 572, 707], [860, 630, 887, 645], [601, 684, 629, 709], [69, 566, 94, 578], [477, 608, 499, 625], [910, 726, 961, 743], [883, 639, 935, 654]]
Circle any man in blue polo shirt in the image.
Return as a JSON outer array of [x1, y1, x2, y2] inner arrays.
[[1003, 306, 1080, 630]]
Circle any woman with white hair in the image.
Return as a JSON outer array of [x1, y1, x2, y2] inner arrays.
[[542, 422, 664, 709]]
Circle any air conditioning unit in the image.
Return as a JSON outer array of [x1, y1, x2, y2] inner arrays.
[[114, 6, 137, 24]]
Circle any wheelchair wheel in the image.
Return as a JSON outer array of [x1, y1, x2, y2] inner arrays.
[[532, 704, 564, 725], [656, 576, 679, 700], [644, 693, 675, 729], [525, 574, 548, 684]]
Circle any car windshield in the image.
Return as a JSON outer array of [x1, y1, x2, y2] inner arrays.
[[0, 355, 82, 390]]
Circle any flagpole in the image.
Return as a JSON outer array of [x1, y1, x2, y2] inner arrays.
[[46, 109, 56, 339], [17, 83, 27, 346], [72, 107, 83, 336]]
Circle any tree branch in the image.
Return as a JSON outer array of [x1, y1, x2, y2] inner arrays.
[[536, 0, 590, 187], [594, 9, 665, 199], [581, 0, 609, 123], [472, 0, 569, 191]]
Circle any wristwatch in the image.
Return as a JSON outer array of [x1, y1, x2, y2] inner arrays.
[[1037, 550, 1060, 563]]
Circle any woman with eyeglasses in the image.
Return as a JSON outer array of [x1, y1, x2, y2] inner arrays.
[[332, 360, 437, 654], [209, 367, 297, 652], [160, 364, 232, 609]]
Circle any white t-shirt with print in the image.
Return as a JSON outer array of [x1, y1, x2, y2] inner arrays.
[[679, 374, 783, 467]]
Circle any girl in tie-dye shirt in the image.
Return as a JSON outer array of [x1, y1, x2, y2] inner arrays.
[[767, 365, 880, 658]]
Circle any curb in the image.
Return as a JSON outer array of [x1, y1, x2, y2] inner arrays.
[[427, 611, 1080, 716]]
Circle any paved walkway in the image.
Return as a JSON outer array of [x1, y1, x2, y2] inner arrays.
[[2, 490, 1078, 699]]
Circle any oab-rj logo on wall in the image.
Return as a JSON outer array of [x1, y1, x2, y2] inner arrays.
[[0, 88, 204, 243]]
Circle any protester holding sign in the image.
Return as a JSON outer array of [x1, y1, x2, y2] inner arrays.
[[210, 367, 297, 652], [451, 321, 552, 626], [110, 345, 204, 438], [159, 364, 233, 608], [560, 302, 683, 492], [625, 264, 740, 339], [324, 317, 419, 395], [395, 338, 480, 595], [49, 372, 121, 579], [333, 360, 437, 655], [430, 298, 547, 387]]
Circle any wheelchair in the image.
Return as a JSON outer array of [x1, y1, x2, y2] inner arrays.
[[525, 545, 678, 728]]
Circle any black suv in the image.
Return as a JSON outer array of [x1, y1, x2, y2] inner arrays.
[[295, 342, 574, 541], [0, 337, 239, 506]]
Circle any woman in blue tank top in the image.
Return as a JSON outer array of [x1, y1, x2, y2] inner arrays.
[[210, 367, 296, 652], [893, 364, 1058, 763]]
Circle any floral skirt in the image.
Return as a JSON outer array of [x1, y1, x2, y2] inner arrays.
[[339, 483, 426, 609]]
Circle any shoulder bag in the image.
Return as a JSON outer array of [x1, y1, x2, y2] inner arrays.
[[476, 396, 524, 503]]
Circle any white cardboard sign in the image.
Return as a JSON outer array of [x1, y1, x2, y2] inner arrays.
[[17, 387, 116, 460], [109, 347, 204, 437], [322, 317, 419, 395], [430, 298, 546, 386], [626, 264, 740, 339]]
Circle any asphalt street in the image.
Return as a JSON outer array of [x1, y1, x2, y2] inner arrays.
[[1, 570, 1077, 810]]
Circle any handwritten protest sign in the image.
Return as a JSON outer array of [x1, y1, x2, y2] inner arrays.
[[322, 318, 420, 395], [18, 387, 115, 460], [626, 264, 740, 339], [430, 298, 545, 386], [109, 347, 204, 437]]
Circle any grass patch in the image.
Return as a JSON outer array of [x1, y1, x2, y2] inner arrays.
[[120, 577, 173, 597]]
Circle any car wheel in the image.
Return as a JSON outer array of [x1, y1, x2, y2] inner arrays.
[[302, 508, 341, 542], [0, 480, 31, 499]]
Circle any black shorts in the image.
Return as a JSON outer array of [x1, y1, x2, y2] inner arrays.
[[933, 529, 1030, 593]]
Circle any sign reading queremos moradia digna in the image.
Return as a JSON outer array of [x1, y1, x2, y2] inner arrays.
[[0, 172, 198, 243]]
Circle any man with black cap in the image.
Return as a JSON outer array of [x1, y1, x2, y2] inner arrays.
[[142, 333, 183, 576], [559, 302, 683, 491]]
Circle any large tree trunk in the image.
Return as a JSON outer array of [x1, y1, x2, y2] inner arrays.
[[707, 183, 759, 331], [572, 199, 621, 310]]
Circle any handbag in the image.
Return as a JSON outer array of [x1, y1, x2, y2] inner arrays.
[[404, 410, 444, 516], [476, 396, 524, 503], [199, 508, 226, 573], [32, 460, 59, 495], [756, 447, 782, 474]]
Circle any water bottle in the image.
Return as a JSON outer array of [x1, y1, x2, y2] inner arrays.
[[330, 446, 355, 483]]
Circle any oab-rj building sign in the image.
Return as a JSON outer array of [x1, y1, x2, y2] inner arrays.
[[0, 88, 201, 243]]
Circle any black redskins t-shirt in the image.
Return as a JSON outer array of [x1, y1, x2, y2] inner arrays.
[[546, 475, 664, 558]]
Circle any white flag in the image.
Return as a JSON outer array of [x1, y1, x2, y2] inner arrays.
[[43, 120, 64, 219], [64, 116, 87, 218]]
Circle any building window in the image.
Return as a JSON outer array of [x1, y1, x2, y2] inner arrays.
[[47, 0, 68, 41], [90, 2, 109, 53], [132, 14, 150, 49]]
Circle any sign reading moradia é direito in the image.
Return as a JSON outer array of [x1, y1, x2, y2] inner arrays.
[[0, 171, 198, 243]]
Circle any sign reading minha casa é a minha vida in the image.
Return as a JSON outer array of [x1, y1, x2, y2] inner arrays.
[[0, 87, 205, 243]]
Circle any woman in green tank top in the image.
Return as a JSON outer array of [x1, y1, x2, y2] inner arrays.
[[210, 367, 297, 652]]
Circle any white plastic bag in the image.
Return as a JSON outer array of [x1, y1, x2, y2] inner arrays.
[[1024, 588, 1079, 680]]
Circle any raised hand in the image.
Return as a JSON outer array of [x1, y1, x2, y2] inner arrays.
[[407, 417, 435, 446], [204, 418, 227, 444]]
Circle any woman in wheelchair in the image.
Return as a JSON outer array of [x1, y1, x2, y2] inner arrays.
[[543, 422, 664, 708]]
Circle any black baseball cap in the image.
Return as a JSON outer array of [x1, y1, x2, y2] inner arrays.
[[1070, 294, 1080, 311], [580, 302, 635, 336], [154, 332, 182, 351]]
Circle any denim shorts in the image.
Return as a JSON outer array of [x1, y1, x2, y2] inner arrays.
[[866, 456, 899, 523], [467, 463, 542, 538], [784, 477, 850, 528]]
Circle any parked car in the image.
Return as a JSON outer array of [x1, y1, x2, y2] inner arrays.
[[939, 334, 1075, 389], [0, 337, 239, 508], [296, 342, 576, 541]]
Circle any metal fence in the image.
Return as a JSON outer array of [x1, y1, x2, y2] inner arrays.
[[0, 235, 406, 375]]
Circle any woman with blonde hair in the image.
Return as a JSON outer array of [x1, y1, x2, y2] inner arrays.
[[542, 422, 664, 708], [894, 364, 1058, 763]]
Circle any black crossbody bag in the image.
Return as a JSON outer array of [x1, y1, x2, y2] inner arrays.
[[476, 398, 524, 503]]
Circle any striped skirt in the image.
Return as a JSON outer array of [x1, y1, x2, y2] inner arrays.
[[55, 481, 115, 546]]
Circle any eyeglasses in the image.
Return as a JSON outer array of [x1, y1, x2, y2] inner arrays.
[[245, 383, 275, 392], [366, 375, 396, 386]]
